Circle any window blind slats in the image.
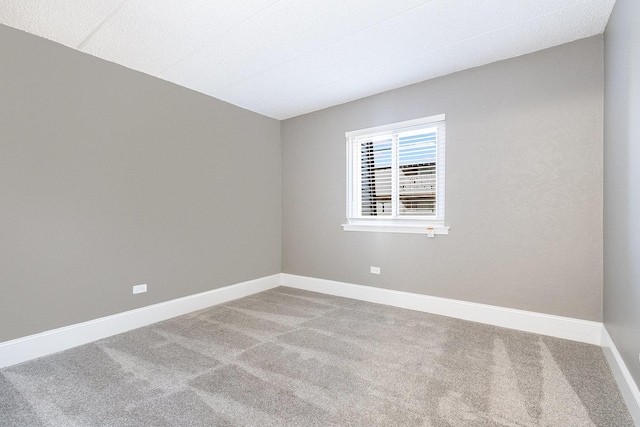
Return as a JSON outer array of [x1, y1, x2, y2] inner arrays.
[[397, 128, 437, 216], [348, 116, 445, 223]]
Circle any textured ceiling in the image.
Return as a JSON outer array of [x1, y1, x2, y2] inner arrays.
[[0, 0, 615, 119]]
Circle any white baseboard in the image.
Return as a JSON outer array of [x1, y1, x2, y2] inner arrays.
[[601, 327, 640, 423], [0, 274, 281, 369], [0, 272, 618, 376], [4, 271, 638, 421], [281, 273, 604, 345]]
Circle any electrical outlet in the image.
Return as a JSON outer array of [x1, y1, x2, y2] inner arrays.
[[370, 266, 381, 275], [132, 284, 147, 294]]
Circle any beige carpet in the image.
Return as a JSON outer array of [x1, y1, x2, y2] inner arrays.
[[0, 286, 633, 426]]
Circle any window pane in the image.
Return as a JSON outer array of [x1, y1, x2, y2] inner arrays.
[[360, 136, 393, 216], [398, 130, 437, 216]]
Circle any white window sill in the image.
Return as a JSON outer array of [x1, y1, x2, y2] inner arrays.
[[342, 221, 449, 235]]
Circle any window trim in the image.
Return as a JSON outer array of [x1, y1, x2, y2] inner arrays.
[[342, 114, 449, 235]]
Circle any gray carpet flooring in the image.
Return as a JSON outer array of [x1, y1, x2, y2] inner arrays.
[[0, 286, 633, 426]]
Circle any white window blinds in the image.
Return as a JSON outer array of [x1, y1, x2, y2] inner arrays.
[[345, 114, 446, 233]]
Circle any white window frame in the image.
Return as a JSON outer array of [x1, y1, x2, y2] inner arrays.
[[342, 114, 449, 235]]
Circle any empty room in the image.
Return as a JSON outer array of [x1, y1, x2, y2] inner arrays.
[[1, 0, 638, 425]]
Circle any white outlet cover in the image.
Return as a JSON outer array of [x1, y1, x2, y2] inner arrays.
[[132, 284, 147, 294], [370, 267, 381, 275]]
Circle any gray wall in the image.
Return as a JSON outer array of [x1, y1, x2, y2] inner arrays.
[[282, 36, 604, 321], [604, 0, 640, 386], [0, 25, 281, 342]]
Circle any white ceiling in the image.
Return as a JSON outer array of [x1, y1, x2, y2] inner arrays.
[[0, 0, 615, 120]]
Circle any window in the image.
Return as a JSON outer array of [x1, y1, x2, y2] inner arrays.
[[343, 114, 448, 235]]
